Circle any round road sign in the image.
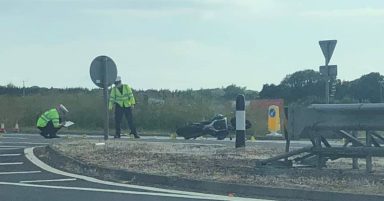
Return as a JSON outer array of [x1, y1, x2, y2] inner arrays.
[[90, 55, 117, 88]]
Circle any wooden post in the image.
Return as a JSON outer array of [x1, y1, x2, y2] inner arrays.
[[366, 131, 372, 173], [352, 131, 358, 169], [284, 138, 290, 162], [284, 125, 290, 163], [315, 134, 323, 169]]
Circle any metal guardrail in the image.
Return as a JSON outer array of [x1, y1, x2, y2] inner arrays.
[[258, 103, 384, 173]]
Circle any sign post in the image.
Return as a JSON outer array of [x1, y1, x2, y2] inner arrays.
[[90, 56, 117, 140], [380, 81, 384, 103], [319, 40, 337, 104]]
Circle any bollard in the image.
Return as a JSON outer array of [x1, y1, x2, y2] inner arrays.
[[13, 122, 20, 133], [0, 123, 6, 133], [235, 94, 246, 148]]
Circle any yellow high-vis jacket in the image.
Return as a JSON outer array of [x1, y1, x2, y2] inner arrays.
[[36, 108, 61, 128], [109, 84, 135, 109]]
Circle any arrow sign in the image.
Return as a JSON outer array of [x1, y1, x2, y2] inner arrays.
[[319, 40, 337, 65]]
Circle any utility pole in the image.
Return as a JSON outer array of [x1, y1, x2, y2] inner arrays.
[[22, 80, 26, 97], [379, 81, 384, 103]]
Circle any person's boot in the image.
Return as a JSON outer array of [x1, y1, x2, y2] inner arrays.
[[40, 132, 49, 139], [50, 133, 60, 138], [132, 133, 140, 139]]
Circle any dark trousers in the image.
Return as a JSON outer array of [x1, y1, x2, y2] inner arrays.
[[115, 105, 137, 137], [37, 121, 61, 138]]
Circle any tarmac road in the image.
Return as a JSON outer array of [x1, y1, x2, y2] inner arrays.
[[0, 133, 295, 201]]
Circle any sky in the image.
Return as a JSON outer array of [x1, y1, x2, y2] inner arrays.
[[0, 0, 383, 91]]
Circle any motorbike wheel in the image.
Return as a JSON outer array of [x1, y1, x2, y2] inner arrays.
[[176, 125, 203, 140], [216, 130, 229, 140]]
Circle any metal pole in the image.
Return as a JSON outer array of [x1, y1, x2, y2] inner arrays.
[[235, 94, 246, 148], [103, 58, 109, 140], [366, 130, 372, 173], [325, 63, 330, 104], [22, 81, 25, 97], [351, 131, 358, 169], [380, 81, 384, 103], [325, 78, 329, 104]]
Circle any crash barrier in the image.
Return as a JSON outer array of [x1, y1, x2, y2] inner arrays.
[[257, 103, 384, 173]]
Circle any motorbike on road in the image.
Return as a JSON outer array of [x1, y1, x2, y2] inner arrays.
[[176, 114, 251, 140]]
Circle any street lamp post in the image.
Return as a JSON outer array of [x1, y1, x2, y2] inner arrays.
[[379, 81, 384, 103]]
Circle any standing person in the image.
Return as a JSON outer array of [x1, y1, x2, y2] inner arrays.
[[109, 76, 139, 138], [36, 104, 69, 138]]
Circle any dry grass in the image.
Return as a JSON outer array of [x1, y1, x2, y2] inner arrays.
[[52, 139, 384, 195]]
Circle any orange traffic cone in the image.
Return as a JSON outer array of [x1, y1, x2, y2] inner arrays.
[[13, 122, 20, 133], [0, 123, 6, 133]]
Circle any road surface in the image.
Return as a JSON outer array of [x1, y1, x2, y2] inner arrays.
[[0, 133, 296, 201]]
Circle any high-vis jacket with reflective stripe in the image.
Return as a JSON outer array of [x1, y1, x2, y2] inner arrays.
[[36, 108, 61, 128], [109, 84, 135, 109]]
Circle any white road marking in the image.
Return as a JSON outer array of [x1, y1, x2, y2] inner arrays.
[[0, 145, 27, 148], [20, 178, 77, 183], [2, 134, 35, 136], [0, 181, 272, 201], [0, 142, 49, 145], [0, 154, 21, 157], [0, 137, 28, 140], [0, 162, 23, 166], [0, 171, 41, 175], [0, 148, 23, 150], [25, 147, 270, 201]]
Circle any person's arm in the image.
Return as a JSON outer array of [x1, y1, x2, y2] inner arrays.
[[48, 110, 62, 128], [127, 86, 136, 106], [109, 87, 116, 110]]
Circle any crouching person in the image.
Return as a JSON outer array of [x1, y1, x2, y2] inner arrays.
[[36, 104, 69, 138]]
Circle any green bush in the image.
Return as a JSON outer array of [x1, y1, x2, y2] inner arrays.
[[0, 86, 268, 136]]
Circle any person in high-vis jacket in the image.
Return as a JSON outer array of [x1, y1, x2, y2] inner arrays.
[[36, 104, 68, 138], [109, 76, 139, 138]]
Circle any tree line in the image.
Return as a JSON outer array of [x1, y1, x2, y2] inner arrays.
[[259, 70, 384, 104]]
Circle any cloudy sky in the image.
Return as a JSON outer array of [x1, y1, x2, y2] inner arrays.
[[1, 0, 383, 90]]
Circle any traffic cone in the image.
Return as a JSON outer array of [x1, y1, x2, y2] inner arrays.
[[13, 122, 20, 133], [170, 133, 176, 140], [250, 136, 256, 142], [0, 123, 6, 133]]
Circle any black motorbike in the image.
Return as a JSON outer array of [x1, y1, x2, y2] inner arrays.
[[176, 114, 251, 140]]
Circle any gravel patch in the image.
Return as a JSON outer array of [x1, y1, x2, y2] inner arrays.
[[52, 139, 384, 195]]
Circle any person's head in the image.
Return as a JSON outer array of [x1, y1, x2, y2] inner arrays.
[[114, 76, 122, 86], [56, 104, 69, 116]]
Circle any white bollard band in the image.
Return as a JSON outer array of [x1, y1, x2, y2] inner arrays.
[[236, 111, 246, 130]]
